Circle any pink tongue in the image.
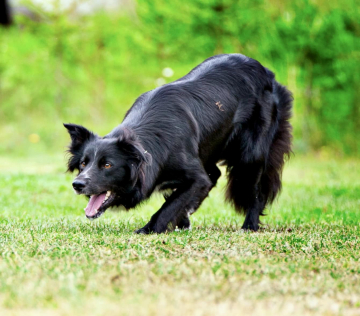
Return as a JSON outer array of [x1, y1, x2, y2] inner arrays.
[[85, 193, 106, 217]]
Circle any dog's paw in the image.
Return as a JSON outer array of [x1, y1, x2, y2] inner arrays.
[[241, 223, 259, 232], [176, 215, 191, 230], [134, 227, 151, 234], [135, 222, 169, 234]]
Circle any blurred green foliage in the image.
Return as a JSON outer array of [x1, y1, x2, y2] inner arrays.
[[0, 0, 359, 156]]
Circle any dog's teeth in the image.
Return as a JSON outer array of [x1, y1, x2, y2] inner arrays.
[[101, 191, 111, 205]]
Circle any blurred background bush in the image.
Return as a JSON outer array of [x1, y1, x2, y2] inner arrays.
[[0, 0, 359, 157]]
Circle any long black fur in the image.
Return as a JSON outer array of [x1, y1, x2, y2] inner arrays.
[[0, 0, 12, 26], [64, 54, 292, 233]]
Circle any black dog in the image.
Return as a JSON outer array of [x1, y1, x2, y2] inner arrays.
[[64, 54, 292, 233]]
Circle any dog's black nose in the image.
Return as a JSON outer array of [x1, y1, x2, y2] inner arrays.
[[72, 180, 86, 191]]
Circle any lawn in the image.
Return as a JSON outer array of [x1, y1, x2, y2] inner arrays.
[[0, 155, 359, 315]]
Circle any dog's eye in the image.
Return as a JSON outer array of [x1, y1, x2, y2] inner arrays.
[[80, 161, 86, 168], [104, 163, 112, 169]]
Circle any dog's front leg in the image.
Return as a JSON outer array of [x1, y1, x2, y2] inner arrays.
[[136, 174, 212, 234]]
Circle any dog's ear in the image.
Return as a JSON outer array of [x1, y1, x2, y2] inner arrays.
[[116, 129, 152, 188], [63, 123, 96, 148], [63, 123, 96, 172]]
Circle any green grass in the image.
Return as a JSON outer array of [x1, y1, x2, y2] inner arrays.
[[0, 156, 359, 315]]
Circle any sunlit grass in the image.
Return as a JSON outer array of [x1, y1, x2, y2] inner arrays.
[[0, 156, 359, 315]]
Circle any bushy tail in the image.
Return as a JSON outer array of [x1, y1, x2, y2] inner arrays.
[[225, 82, 293, 215]]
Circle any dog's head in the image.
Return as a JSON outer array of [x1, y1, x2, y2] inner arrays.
[[64, 123, 150, 220]]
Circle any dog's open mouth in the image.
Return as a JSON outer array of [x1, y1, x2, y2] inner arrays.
[[85, 191, 115, 220]]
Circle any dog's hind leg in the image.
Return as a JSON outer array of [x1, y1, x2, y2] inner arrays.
[[226, 162, 266, 231], [135, 160, 212, 234], [241, 182, 266, 231]]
